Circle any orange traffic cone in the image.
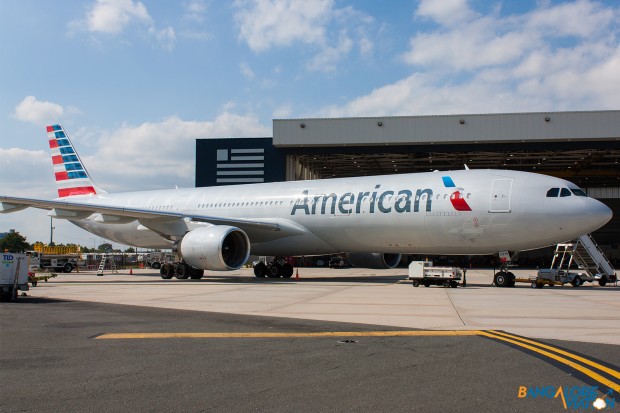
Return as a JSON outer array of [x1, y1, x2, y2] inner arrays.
[[295, 268, 299, 280], [129, 268, 133, 275]]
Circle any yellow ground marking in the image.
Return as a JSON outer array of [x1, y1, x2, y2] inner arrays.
[[95, 328, 620, 392], [479, 331, 620, 393], [96, 330, 484, 340], [488, 330, 620, 381]]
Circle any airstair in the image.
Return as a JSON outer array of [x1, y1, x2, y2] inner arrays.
[[552, 234, 616, 285], [97, 254, 119, 276]]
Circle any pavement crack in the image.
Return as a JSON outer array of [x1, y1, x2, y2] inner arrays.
[[444, 290, 465, 326]]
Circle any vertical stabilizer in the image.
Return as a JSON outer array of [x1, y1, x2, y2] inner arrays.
[[46, 124, 105, 198]]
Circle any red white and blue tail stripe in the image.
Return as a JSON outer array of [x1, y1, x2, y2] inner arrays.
[[47, 124, 103, 198]]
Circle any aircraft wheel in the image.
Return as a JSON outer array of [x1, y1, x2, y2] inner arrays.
[[190, 268, 204, 279], [253, 262, 266, 278], [571, 276, 582, 287], [151, 262, 161, 270], [281, 263, 294, 278], [160, 264, 174, 279], [412, 280, 420, 287], [494, 272, 508, 287], [267, 264, 281, 278], [599, 276, 607, 287], [175, 264, 189, 279]]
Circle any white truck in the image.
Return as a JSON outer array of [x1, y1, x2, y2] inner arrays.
[[408, 260, 463, 288], [28, 251, 80, 273], [0, 253, 30, 300]]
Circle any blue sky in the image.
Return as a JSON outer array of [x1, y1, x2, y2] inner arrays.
[[1, 0, 619, 247]]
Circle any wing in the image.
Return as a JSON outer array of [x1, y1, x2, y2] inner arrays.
[[0, 195, 308, 242]]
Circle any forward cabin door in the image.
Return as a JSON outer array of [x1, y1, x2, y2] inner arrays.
[[489, 179, 513, 213]]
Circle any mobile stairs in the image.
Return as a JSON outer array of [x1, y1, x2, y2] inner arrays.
[[551, 234, 616, 287]]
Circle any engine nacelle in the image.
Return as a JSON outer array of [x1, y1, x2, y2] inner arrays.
[[348, 253, 402, 269], [179, 226, 250, 271]]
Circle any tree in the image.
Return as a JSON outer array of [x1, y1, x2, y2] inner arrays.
[[125, 247, 136, 253], [0, 231, 30, 253], [97, 243, 113, 253]]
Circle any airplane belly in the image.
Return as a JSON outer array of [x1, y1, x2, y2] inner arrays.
[[301, 214, 428, 253]]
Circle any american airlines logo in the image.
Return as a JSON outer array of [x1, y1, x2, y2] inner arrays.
[[291, 176, 473, 216], [216, 148, 265, 184]]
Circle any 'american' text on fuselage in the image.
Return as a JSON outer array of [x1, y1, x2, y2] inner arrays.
[[291, 185, 434, 215]]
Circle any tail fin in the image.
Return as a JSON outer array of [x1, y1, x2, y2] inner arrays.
[[46, 124, 105, 198]]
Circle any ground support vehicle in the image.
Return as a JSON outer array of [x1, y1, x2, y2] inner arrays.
[[408, 261, 462, 288], [28, 251, 80, 273], [28, 272, 58, 287], [0, 253, 30, 300], [145, 252, 174, 270], [520, 268, 594, 289]]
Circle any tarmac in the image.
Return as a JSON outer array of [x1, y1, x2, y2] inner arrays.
[[3, 266, 620, 412], [18, 267, 620, 345]]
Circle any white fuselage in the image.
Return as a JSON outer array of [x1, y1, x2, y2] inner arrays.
[[67, 169, 612, 256]]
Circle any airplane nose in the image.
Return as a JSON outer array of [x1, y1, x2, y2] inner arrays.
[[584, 199, 613, 231]]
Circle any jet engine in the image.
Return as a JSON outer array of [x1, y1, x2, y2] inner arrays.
[[179, 225, 250, 271], [348, 253, 402, 269]]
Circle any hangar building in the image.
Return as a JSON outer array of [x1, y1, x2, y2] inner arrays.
[[196, 110, 620, 259]]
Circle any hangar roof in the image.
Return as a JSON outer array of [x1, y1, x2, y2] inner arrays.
[[273, 110, 620, 147]]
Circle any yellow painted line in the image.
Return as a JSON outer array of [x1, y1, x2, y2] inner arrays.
[[488, 330, 620, 381], [96, 330, 484, 340], [480, 331, 620, 393]]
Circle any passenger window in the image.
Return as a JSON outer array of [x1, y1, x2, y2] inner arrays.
[[570, 189, 587, 197], [560, 188, 571, 197], [546, 188, 560, 197]]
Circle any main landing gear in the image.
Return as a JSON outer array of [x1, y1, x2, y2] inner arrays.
[[253, 257, 294, 279], [160, 262, 204, 280]]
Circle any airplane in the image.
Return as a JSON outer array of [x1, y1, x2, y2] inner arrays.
[[0, 124, 613, 285]]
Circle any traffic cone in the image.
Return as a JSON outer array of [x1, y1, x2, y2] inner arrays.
[[129, 268, 133, 275], [295, 268, 299, 280]]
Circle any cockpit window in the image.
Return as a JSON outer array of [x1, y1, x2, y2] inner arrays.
[[570, 188, 587, 197], [560, 188, 572, 197], [546, 188, 559, 197]]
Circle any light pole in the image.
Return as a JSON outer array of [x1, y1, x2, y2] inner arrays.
[[49, 217, 55, 245]]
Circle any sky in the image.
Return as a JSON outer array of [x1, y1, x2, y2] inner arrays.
[[1, 0, 619, 248]]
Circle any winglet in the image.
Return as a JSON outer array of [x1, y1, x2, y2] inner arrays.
[[46, 124, 105, 198]]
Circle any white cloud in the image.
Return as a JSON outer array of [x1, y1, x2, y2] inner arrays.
[[149, 26, 176, 52], [86, 0, 152, 34], [240, 62, 256, 80], [69, 0, 176, 51], [415, 0, 477, 26], [12, 96, 65, 125], [324, 0, 620, 117], [234, 0, 332, 52], [307, 31, 353, 72], [233, 0, 376, 72], [183, 0, 208, 22]]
